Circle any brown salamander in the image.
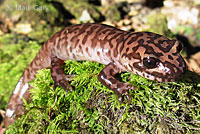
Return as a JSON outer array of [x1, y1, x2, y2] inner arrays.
[[4, 23, 187, 128]]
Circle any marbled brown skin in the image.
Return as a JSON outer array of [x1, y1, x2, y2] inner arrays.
[[51, 56, 73, 92], [98, 62, 135, 103], [3, 23, 187, 129]]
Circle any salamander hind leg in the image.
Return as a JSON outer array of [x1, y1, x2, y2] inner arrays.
[[50, 56, 73, 93], [98, 62, 136, 104]]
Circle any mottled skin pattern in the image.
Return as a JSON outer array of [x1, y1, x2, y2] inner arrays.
[[3, 23, 187, 129]]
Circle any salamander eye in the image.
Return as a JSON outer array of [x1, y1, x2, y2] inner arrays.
[[143, 56, 158, 69]]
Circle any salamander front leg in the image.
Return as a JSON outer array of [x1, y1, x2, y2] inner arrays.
[[50, 56, 73, 93], [98, 62, 135, 103]]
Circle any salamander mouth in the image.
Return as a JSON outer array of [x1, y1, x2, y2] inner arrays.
[[158, 70, 187, 82], [148, 74, 178, 82], [146, 59, 188, 82], [142, 68, 187, 82], [156, 76, 178, 82]]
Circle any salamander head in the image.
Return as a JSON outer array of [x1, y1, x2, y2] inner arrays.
[[121, 32, 187, 82]]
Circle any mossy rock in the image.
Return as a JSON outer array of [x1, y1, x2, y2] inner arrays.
[[102, 3, 121, 22], [5, 60, 200, 133], [60, 0, 101, 22], [147, 13, 174, 38]]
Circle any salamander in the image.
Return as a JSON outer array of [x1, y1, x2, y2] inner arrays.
[[3, 23, 187, 128]]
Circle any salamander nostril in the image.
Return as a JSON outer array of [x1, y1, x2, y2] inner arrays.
[[176, 42, 183, 53]]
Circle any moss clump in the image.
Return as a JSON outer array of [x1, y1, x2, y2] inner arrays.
[[5, 60, 200, 133]]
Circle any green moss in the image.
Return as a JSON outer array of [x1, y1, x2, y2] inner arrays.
[[5, 60, 200, 133], [0, 34, 41, 109]]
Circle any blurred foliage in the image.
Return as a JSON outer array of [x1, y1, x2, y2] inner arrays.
[[0, 34, 41, 109], [197, 28, 200, 40], [175, 25, 194, 35], [59, 0, 101, 21], [147, 13, 174, 38], [0, 0, 64, 43]]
